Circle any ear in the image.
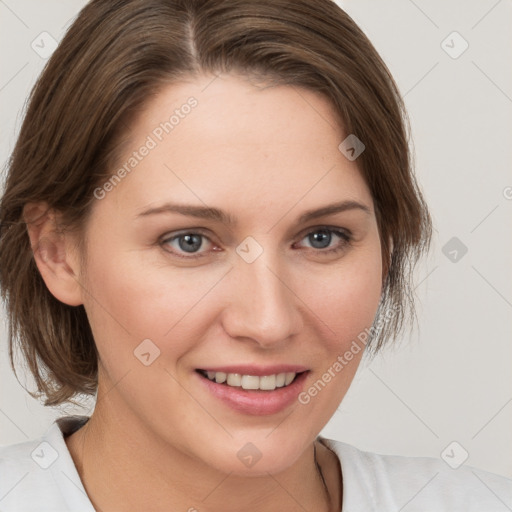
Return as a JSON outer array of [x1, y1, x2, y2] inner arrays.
[[23, 202, 83, 306]]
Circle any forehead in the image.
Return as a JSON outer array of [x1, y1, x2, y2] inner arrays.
[[104, 73, 373, 220]]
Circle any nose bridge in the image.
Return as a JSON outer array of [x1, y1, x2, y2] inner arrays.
[[224, 246, 302, 346]]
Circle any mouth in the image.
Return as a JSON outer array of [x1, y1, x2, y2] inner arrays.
[[196, 369, 305, 391], [195, 367, 310, 415]]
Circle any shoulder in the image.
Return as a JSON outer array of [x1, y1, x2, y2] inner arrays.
[[319, 436, 512, 512], [0, 416, 94, 512]]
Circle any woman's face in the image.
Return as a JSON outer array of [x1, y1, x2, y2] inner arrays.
[[78, 73, 383, 474]]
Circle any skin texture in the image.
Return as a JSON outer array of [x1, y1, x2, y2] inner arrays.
[[27, 73, 384, 511]]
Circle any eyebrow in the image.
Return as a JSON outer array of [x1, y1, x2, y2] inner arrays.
[[136, 199, 371, 226]]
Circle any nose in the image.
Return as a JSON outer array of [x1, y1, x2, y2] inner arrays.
[[221, 252, 304, 348]]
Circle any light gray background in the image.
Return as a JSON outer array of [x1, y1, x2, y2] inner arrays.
[[1, 0, 511, 479]]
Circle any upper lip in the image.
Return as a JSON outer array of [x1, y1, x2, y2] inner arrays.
[[197, 365, 309, 376]]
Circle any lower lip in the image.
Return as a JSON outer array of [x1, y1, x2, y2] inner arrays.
[[195, 370, 310, 416]]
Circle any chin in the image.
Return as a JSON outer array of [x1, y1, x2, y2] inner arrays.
[[196, 431, 311, 477]]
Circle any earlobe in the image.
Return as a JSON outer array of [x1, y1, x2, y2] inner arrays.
[[23, 203, 83, 307]]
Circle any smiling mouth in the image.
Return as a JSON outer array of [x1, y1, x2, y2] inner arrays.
[[196, 369, 305, 391]]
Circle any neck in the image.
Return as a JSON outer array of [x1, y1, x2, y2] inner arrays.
[[65, 400, 341, 512]]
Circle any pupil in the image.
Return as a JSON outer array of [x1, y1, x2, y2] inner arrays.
[[309, 230, 331, 249], [179, 234, 202, 252]]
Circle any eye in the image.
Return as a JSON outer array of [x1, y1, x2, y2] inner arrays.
[[296, 227, 352, 255], [160, 226, 352, 260], [160, 231, 215, 259]]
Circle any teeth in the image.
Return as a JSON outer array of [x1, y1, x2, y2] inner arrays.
[[214, 372, 227, 383], [202, 371, 299, 390], [241, 375, 260, 389], [259, 375, 276, 390], [227, 373, 242, 387], [276, 373, 286, 387], [284, 372, 296, 385]]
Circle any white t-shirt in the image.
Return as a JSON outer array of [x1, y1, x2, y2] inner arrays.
[[0, 415, 511, 511]]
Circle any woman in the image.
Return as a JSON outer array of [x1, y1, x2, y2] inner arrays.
[[0, 0, 510, 510]]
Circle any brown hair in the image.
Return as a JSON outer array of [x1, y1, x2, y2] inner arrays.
[[0, 0, 432, 406]]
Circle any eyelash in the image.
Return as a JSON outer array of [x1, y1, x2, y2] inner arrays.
[[159, 226, 353, 260]]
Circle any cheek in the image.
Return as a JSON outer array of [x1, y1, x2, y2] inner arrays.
[[80, 238, 228, 367], [302, 240, 383, 351], [292, 242, 383, 420]]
